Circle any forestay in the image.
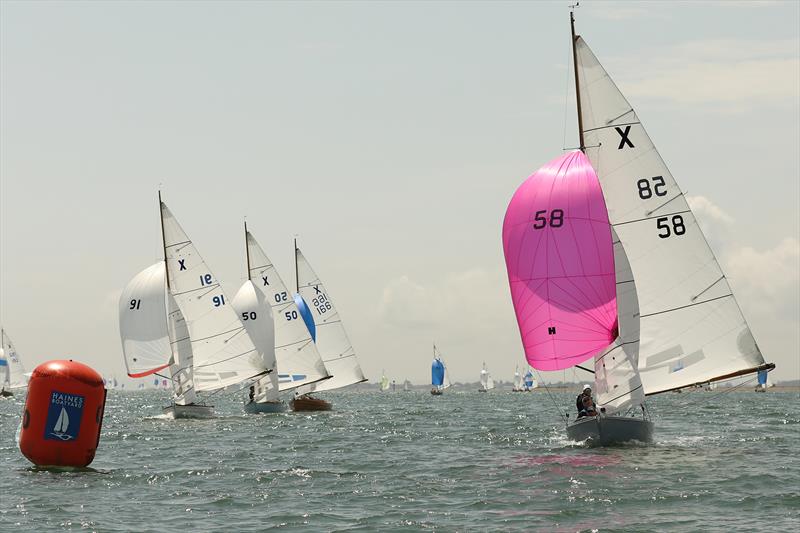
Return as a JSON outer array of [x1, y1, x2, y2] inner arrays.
[[0, 330, 27, 389], [119, 262, 171, 378], [245, 231, 329, 391], [575, 36, 766, 394], [161, 202, 266, 392], [594, 229, 645, 413], [503, 150, 618, 371], [295, 247, 367, 392], [232, 280, 279, 402]]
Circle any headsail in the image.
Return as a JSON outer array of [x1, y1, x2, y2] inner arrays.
[[245, 231, 329, 391], [295, 246, 367, 392], [119, 262, 171, 378], [160, 202, 265, 392], [503, 150, 619, 371], [574, 35, 769, 394], [594, 229, 645, 413], [232, 280, 278, 401]]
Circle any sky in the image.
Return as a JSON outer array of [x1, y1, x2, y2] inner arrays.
[[1, 1, 798, 387]]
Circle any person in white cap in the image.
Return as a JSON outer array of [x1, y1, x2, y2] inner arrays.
[[576, 384, 592, 414]]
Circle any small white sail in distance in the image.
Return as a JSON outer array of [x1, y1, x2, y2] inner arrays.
[[574, 34, 772, 394], [0, 329, 27, 390], [295, 246, 367, 392], [161, 201, 267, 392], [245, 230, 329, 391]]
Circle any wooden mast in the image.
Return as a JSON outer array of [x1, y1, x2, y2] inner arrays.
[[158, 190, 170, 290], [294, 237, 299, 293], [244, 220, 251, 281], [570, 10, 585, 152]]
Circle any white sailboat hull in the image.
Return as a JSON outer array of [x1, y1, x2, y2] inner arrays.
[[566, 415, 653, 446], [244, 400, 288, 414], [163, 403, 214, 419]]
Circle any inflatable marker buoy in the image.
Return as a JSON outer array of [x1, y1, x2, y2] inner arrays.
[[19, 360, 106, 468]]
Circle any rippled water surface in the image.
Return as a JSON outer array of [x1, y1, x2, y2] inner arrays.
[[1, 389, 798, 531]]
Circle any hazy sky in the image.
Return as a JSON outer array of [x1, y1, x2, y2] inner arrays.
[[1, 1, 798, 387]]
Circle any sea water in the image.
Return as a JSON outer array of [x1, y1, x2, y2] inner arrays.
[[1, 389, 797, 531]]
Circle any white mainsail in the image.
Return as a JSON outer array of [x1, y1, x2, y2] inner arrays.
[[119, 262, 171, 377], [245, 231, 329, 391], [295, 247, 367, 392], [0, 329, 27, 390], [594, 229, 645, 413], [231, 279, 278, 402], [479, 363, 495, 391], [161, 202, 266, 392], [575, 36, 768, 395]]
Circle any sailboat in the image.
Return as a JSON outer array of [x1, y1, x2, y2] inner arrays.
[[291, 242, 368, 411], [430, 344, 451, 395], [570, 14, 774, 395], [503, 12, 774, 445], [523, 368, 536, 392], [403, 379, 411, 392], [119, 194, 269, 418], [236, 226, 331, 414], [511, 366, 524, 392], [0, 329, 27, 397], [478, 362, 495, 392], [380, 372, 390, 391], [755, 370, 769, 392]]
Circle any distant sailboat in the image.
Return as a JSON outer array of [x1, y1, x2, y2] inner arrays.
[[756, 370, 769, 392], [523, 369, 536, 392], [478, 362, 495, 392], [119, 194, 268, 418], [403, 380, 411, 392], [430, 344, 451, 395], [512, 365, 524, 392], [291, 242, 368, 411], [0, 329, 27, 397], [380, 372, 390, 391]]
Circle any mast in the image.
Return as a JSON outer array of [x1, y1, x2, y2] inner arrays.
[[158, 191, 170, 290], [244, 220, 251, 281], [570, 10, 585, 152], [294, 237, 299, 293]]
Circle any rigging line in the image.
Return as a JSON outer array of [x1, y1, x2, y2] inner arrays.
[[534, 369, 569, 424], [200, 371, 269, 401]]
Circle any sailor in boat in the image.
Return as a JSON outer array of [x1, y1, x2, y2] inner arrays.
[[577, 395, 598, 418], [575, 385, 592, 414]]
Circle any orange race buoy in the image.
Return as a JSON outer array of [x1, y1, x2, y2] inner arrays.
[[19, 360, 107, 468]]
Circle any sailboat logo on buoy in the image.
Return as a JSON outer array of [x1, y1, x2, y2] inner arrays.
[[44, 390, 84, 442], [50, 407, 73, 440]]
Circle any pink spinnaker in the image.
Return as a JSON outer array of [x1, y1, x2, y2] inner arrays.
[[502, 151, 618, 371]]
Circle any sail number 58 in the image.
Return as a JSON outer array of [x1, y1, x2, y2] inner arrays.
[[532, 209, 564, 229], [656, 215, 686, 238]]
